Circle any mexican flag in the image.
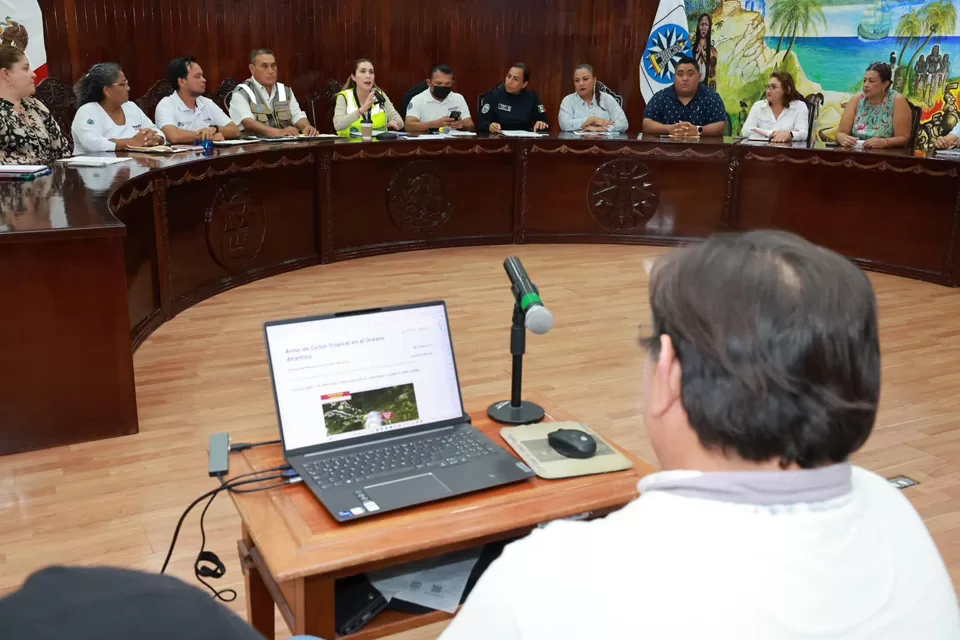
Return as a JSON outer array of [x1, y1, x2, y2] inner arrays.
[[0, 1, 47, 84]]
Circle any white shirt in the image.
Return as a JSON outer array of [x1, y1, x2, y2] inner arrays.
[[71, 102, 164, 155], [228, 78, 307, 131], [405, 89, 471, 124], [558, 92, 629, 133], [441, 466, 960, 640], [742, 99, 810, 141], [155, 93, 233, 132]]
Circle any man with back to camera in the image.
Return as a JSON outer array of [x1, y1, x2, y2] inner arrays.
[[439, 230, 960, 639], [477, 63, 549, 134], [228, 48, 319, 138], [155, 57, 240, 144], [404, 64, 474, 133], [642, 54, 726, 137]]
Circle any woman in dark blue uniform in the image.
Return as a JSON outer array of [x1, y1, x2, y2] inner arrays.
[[477, 63, 549, 134]]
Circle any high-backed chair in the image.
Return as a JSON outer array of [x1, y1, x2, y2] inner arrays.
[[399, 81, 428, 120], [308, 78, 345, 134], [135, 79, 173, 121], [908, 100, 923, 147], [211, 78, 239, 114], [477, 81, 505, 120], [597, 81, 624, 108], [804, 97, 818, 142], [34, 78, 77, 144]]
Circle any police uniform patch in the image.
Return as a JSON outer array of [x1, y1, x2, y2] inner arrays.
[[481, 103, 490, 114], [538, 104, 545, 113], [87, 118, 94, 125]]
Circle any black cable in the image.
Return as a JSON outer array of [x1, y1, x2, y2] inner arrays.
[[195, 490, 236, 601], [229, 439, 281, 452]]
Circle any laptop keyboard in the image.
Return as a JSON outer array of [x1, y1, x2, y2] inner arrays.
[[302, 430, 501, 490]]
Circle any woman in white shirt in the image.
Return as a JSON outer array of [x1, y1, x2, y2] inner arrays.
[[71, 63, 164, 154], [741, 72, 810, 142], [558, 64, 629, 133]]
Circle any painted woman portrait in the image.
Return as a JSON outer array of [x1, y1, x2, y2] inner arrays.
[[694, 14, 719, 90]]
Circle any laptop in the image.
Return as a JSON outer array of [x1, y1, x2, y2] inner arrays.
[[263, 301, 535, 522]]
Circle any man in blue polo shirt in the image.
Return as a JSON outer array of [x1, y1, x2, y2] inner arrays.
[[642, 55, 727, 137]]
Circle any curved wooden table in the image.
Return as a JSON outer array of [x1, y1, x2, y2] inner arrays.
[[2, 134, 959, 454]]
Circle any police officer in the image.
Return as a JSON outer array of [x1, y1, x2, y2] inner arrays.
[[477, 63, 549, 134], [228, 48, 319, 138]]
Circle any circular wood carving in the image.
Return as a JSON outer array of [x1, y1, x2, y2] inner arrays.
[[587, 159, 659, 231], [387, 161, 453, 233], [205, 179, 266, 271]]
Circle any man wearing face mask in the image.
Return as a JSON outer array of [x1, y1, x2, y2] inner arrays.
[[405, 64, 474, 133]]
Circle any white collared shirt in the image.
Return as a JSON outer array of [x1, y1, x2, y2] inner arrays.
[[228, 78, 307, 130], [405, 89, 471, 124], [71, 102, 165, 155], [558, 92, 629, 133], [742, 99, 810, 141], [440, 465, 959, 640], [155, 92, 233, 132]]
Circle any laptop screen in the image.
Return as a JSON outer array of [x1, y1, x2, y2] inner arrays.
[[265, 303, 465, 452]]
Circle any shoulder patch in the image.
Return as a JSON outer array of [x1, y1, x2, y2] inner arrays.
[[538, 104, 545, 113], [87, 118, 95, 125], [481, 103, 490, 114]]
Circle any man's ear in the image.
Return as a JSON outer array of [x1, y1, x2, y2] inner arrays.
[[650, 334, 683, 418], [248, 64, 256, 76]]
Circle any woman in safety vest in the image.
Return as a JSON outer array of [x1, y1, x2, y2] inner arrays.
[[333, 58, 403, 136]]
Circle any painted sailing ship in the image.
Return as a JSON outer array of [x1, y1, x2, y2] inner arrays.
[[857, 0, 891, 40]]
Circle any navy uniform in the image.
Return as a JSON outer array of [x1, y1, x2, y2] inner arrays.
[[477, 87, 548, 131]]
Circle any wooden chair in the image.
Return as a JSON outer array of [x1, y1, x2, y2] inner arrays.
[[135, 79, 172, 121], [211, 77, 239, 114], [307, 78, 345, 134], [597, 81, 624, 109], [34, 78, 77, 144]]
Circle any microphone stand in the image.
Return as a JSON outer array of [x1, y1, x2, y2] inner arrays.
[[487, 301, 546, 425]]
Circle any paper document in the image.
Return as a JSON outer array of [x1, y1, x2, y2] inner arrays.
[[59, 156, 134, 167], [497, 130, 544, 138], [126, 145, 202, 154], [369, 548, 482, 613], [406, 134, 449, 140], [572, 130, 618, 136], [443, 130, 476, 137], [212, 139, 250, 146], [0, 164, 48, 173]]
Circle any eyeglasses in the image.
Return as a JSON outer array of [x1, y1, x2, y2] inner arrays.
[[111, 80, 130, 88]]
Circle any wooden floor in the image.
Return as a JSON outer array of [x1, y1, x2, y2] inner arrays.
[[2, 244, 960, 639]]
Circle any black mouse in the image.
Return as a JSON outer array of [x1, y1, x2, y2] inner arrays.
[[547, 428, 597, 459]]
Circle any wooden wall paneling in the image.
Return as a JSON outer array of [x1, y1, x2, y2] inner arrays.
[[39, 0, 659, 133]]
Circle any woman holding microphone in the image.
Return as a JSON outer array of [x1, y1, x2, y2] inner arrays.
[[333, 58, 404, 137]]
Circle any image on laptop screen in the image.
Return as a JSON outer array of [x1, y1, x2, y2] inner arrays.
[[264, 303, 465, 452]]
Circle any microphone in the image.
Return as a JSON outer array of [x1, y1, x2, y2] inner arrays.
[[373, 88, 386, 108], [504, 257, 554, 335]]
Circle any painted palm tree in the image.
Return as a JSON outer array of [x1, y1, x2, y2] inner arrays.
[[769, 0, 828, 60], [904, 0, 958, 74], [896, 8, 924, 70]]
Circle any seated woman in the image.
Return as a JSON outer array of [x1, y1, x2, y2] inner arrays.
[[478, 63, 549, 134], [558, 64, 628, 133], [742, 72, 810, 142], [0, 45, 70, 164], [71, 63, 165, 155], [835, 62, 910, 149], [333, 58, 403, 137]]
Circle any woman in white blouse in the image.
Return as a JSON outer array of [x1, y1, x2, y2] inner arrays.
[[741, 72, 810, 142], [71, 63, 164, 154]]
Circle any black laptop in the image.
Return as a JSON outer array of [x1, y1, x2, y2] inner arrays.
[[263, 301, 535, 522]]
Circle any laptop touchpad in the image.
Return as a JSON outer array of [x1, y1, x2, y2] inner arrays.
[[364, 473, 452, 506]]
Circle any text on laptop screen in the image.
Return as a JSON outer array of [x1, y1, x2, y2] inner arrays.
[[266, 304, 464, 451]]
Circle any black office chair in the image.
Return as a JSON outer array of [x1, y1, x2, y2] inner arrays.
[[597, 81, 624, 108], [804, 97, 819, 142], [477, 82, 505, 119], [399, 81, 428, 120], [724, 111, 733, 136], [908, 100, 923, 147]]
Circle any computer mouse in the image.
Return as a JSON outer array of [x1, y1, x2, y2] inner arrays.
[[547, 428, 597, 459]]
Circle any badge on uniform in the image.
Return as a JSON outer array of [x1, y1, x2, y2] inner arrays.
[[481, 103, 490, 114], [538, 105, 545, 113], [87, 118, 94, 125]]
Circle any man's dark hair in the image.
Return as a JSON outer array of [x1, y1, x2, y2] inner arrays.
[[510, 62, 530, 83], [644, 230, 880, 469], [168, 56, 199, 93], [675, 55, 698, 72], [430, 63, 454, 79]]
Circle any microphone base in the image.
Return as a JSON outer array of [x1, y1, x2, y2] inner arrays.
[[487, 400, 545, 425]]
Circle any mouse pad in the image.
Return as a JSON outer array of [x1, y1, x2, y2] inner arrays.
[[500, 422, 634, 479]]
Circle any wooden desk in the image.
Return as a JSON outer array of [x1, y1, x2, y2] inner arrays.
[[227, 403, 654, 639], [4, 134, 960, 454]]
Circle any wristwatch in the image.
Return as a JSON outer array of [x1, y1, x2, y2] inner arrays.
[[696, 125, 704, 135]]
